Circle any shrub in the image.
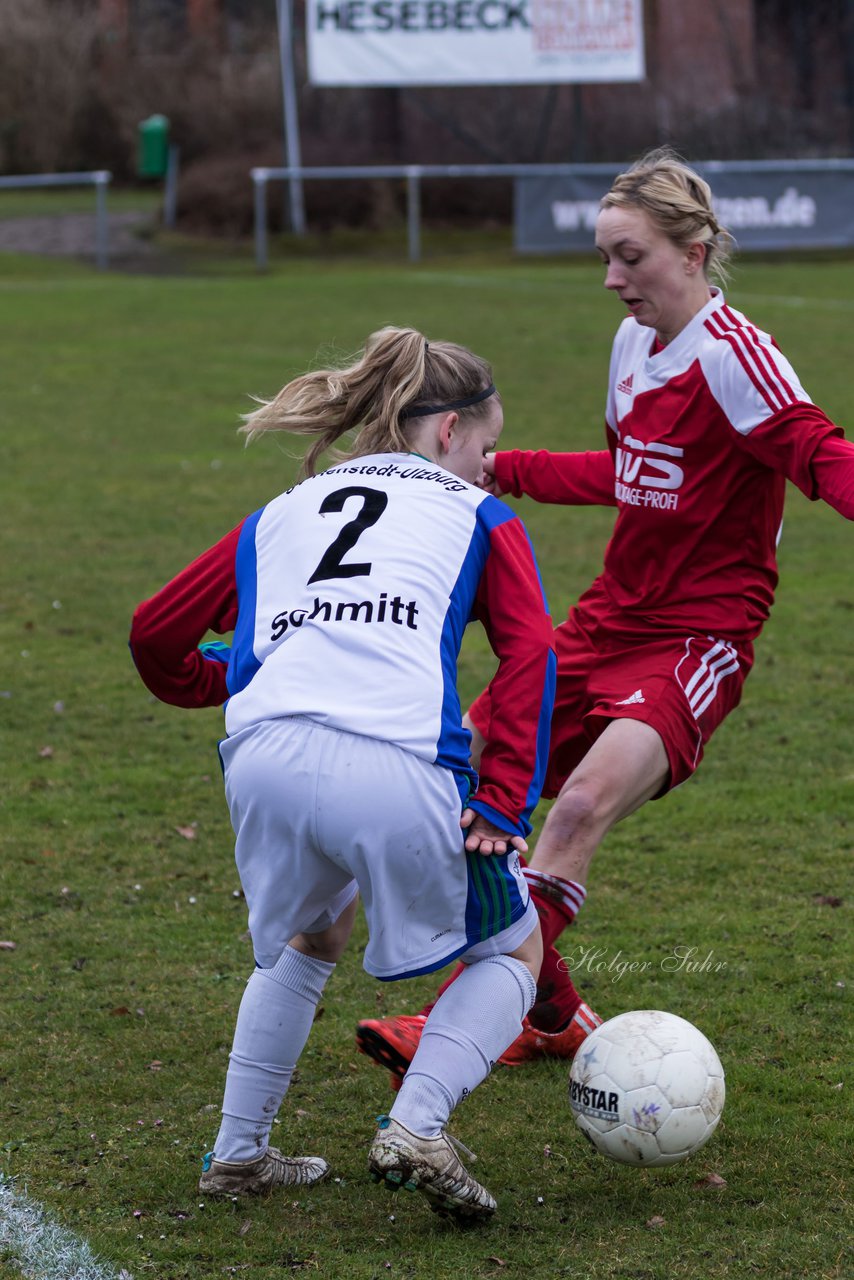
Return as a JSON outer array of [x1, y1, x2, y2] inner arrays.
[[0, 0, 101, 174]]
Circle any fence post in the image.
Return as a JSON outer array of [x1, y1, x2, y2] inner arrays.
[[94, 171, 111, 270], [406, 167, 421, 264], [253, 169, 269, 272], [276, 0, 306, 235]]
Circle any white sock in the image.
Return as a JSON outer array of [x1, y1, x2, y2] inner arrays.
[[213, 945, 334, 1164], [389, 955, 536, 1138]]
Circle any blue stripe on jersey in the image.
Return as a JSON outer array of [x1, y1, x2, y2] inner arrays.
[[198, 640, 231, 664], [434, 494, 525, 776], [464, 850, 526, 943], [487, 504, 554, 835], [524, 639, 557, 828], [468, 798, 527, 837], [434, 513, 491, 777], [378, 941, 471, 981], [516, 511, 556, 832], [494, 514, 555, 834], [227, 509, 265, 698], [511, 513, 551, 617], [477, 492, 521, 533], [376, 850, 527, 980], [460, 499, 555, 838]]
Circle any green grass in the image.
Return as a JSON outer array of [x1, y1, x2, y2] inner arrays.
[[0, 245, 851, 1279], [0, 187, 162, 220]]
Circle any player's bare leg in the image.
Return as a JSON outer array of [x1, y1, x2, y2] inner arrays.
[[510, 719, 667, 1037], [530, 718, 669, 887], [465, 713, 668, 885], [477, 715, 668, 1018], [291, 893, 359, 963], [356, 719, 667, 1078]]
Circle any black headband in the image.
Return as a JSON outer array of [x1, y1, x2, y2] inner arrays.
[[400, 383, 497, 419]]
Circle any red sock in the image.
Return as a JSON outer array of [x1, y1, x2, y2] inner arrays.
[[524, 868, 587, 950], [524, 869, 587, 1031], [417, 870, 587, 1025], [529, 944, 582, 1031]]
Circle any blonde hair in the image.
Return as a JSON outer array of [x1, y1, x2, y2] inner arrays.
[[601, 146, 734, 284], [241, 326, 497, 477]]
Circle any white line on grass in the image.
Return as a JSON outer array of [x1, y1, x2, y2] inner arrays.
[[410, 275, 854, 311], [734, 290, 854, 312], [409, 269, 582, 291], [0, 1175, 132, 1280]]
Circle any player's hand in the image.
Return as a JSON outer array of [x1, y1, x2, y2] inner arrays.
[[477, 453, 505, 497], [460, 807, 528, 856]]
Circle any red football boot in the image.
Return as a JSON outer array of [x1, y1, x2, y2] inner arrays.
[[356, 1014, 428, 1091], [498, 1002, 603, 1066]]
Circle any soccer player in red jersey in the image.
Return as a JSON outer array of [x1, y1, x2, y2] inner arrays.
[[356, 147, 854, 1086]]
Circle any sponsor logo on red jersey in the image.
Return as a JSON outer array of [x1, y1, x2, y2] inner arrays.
[[614, 434, 684, 510]]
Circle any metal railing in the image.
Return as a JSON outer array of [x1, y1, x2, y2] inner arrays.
[[250, 162, 615, 270], [252, 158, 854, 266], [0, 170, 112, 269]]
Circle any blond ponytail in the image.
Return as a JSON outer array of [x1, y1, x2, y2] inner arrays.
[[241, 326, 496, 477]]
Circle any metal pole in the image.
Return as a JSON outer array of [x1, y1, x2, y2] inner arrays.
[[253, 171, 270, 271], [406, 168, 421, 264], [276, 0, 306, 236], [94, 171, 110, 270]]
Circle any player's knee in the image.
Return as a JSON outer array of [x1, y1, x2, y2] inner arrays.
[[291, 898, 357, 964], [548, 780, 605, 838], [291, 930, 339, 963]]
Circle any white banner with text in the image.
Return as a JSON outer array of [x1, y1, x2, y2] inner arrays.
[[306, 0, 645, 86]]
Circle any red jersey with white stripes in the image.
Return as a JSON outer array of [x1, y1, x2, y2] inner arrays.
[[496, 289, 853, 643]]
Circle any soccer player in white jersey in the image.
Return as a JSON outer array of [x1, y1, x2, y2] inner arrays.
[[356, 147, 854, 1087], [130, 327, 556, 1221]]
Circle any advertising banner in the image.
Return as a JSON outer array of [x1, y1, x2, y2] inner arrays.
[[515, 163, 854, 253], [307, 0, 645, 86]]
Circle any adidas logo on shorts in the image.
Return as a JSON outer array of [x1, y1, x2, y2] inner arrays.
[[615, 689, 645, 705]]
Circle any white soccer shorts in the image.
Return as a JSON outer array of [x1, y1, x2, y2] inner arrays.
[[219, 716, 537, 979]]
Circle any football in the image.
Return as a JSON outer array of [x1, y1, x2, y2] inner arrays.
[[568, 1009, 725, 1167]]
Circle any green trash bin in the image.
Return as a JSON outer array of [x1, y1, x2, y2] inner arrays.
[[137, 115, 170, 179]]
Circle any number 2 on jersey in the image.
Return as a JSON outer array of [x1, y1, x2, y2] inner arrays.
[[308, 486, 389, 584]]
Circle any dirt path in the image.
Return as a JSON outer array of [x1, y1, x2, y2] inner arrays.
[[0, 210, 161, 267]]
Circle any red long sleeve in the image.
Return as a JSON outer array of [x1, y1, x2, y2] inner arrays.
[[469, 515, 556, 836], [809, 431, 854, 518], [129, 522, 244, 708], [494, 448, 617, 506]]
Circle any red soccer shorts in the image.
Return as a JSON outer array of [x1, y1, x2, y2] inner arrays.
[[469, 603, 754, 798]]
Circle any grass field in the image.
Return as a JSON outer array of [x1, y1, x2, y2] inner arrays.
[[0, 190, 163, 221], [0, 240, 851, 1280]]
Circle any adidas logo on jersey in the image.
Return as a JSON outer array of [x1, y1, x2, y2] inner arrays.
[[617, 373, 634, 396], [616, 689, 645, 705]]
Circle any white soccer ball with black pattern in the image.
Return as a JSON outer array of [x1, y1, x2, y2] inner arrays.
[[568, 1009, 725, 1167]]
